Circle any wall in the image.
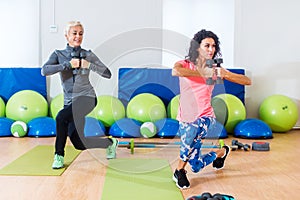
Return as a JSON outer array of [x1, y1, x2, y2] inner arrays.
[[0, 0, 40, 67], [162, 0, 235, 68], [234, 0, 300, 126]]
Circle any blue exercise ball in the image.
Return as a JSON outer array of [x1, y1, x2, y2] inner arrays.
[[84, 117, 106, 137], [109, 118, 142, 138], [28, 117, 56, 137], [154, 118, 179, 138], [206, 121, 228, 139], [0, 117, 14, 137], [234, 118, 273, 139]]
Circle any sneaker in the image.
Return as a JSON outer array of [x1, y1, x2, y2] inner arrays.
[[172, 169, 190, 189], [106, 137, 118, 159], [213, 145, 230, 170], [52, 154, 64, 169]]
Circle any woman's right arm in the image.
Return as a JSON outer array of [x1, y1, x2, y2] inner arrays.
[[172, 62, 201, 77], [41, 51, 71, 76], [172, 61, 213, 78]]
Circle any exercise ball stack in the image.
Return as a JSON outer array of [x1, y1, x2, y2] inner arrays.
[[6, 90, 48, 123], [127, 93, 166, 122], [211, 94, 246, 133], [259, 94, 298, 132]]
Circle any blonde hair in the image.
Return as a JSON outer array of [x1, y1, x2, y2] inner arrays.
[[64, 21, 84, 36]]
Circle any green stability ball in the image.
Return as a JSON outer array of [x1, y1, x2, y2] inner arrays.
[[127, 93, 166, 123], [50, 94, 64, 119], [167, 95, 180, 120], [88, 95, 125, 127], [212, 94, 246, 133], [259, 94, 299, 132], [6, 90, 48, 123], [0, 97, 5, 117]]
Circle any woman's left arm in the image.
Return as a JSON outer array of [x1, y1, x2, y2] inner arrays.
[[220, 67, 252, 85]]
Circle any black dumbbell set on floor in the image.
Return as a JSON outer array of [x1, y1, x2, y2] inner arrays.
[[187, 192, 235, 200], [231, 139, 251, 151]]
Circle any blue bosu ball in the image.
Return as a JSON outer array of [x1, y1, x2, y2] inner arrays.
[[84, 117, 106, 137], [109, 118, 142, 138], [0, 117, 14, 137], [154, 118, 179, 138], [206, 121, 228, 139], [234, 118, 273, 139], [28, 117, 56, 137]]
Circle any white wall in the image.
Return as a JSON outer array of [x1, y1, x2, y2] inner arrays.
[[162, 0, 235, 68], [234, 0, 300, 126], [0, 0, 40, 67]]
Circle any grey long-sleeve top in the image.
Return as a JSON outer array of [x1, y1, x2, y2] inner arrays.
[[41, 44, 111, 106]]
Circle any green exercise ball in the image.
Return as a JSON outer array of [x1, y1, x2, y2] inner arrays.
[[88, 95, 125, 127], [6, 90, 48, 123], [0, 97, 5, 117], [167, 95, 179, 120], [50, 94, 64, 119], [212, 94, 246, 133], [126, 93, 166, 123], [259, 94, 298, 132]]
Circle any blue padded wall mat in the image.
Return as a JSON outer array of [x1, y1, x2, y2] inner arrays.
[[118, 68, 245, 106], [0, 68, 46, 102]]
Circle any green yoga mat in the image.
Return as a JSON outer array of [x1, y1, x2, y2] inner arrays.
[[102, 159, 184, 200], [0, 145, 81, 176]]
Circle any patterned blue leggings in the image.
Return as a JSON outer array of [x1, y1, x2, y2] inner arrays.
[[179, 117, 217, 173]]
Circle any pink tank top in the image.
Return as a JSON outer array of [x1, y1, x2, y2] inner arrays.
[[176, 60, 215, 122]]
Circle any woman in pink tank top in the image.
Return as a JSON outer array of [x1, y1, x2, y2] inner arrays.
[[171, 29, 251, 189]]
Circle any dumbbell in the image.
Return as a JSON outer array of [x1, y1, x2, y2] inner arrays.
[[187, 192, 235, 200], [232, 139, 251, 151], [214, 58, 223, 84], [205, 58, 223, 85], [71, 50, 88, 75]]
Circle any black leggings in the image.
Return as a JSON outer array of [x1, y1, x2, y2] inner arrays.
[[55, 96, 112, 156]]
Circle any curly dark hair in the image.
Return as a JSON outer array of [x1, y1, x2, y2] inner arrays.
[[186, 29, 221, 64]]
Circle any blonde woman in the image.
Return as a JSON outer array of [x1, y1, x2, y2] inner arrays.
[[42, 21, 118, 169]]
